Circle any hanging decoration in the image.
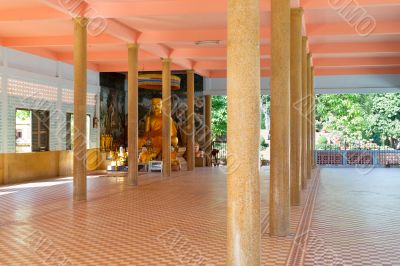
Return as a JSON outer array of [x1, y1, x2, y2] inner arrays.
[[138, 73, 181, 90]]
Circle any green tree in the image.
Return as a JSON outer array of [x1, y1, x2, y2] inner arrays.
[[16, 110, 31, 121], [316, 94, 374, 141], [370, 93, 400, 147], [211, 96, 227, 139]]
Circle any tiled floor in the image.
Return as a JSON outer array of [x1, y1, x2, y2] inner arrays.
[[12, 166, 400, 265], [303, 168, 400, 266], [0, 167, 317, 265]]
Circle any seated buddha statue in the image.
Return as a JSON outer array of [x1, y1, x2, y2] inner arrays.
[[138, 98, 179, 161]]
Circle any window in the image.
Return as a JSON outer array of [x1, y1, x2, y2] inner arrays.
[[66, 113, 91, 150], [16, 109, 49, 152]]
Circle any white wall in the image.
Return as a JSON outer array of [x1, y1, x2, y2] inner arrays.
[[0, 46, 101, 153]]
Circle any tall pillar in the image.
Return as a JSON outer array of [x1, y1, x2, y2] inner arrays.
[[301, 37, 308, 189], [73, 17, 87, 201], [205, 95, 212, 166], [312, 68, 316, 167], [162, 58, 172, 177], [270, 0, 291, 236], [307, 54, 312, 179], [290, 8, 304, 207], [127, 43, 139, 185], [186, 70, 195, 171], [227, 0, 260, 264]]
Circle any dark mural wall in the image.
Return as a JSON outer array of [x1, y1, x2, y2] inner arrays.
[[100, 72, 205, 149], [100, 73, 126, 148]]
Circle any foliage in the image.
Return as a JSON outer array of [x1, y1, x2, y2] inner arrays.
[[211, 96, 227, 138], [16, 110, 31, 121], [318, 135, 328, 145], [261, 95, 270, 130], [316, 93, 400, 148], [211, 95, 271, 139], [210, 93, 400, 148], [260, 135, 269, 150]]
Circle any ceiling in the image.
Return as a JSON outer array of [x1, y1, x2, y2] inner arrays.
[[0, 0, 399, 77]]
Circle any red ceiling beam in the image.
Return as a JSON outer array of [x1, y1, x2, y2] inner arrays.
[[308, 21, 400, 37], [315, 66, 400, 76], [310, 42, 400, 54], [2, 35, 124, 48], [209, 70, 271, 78], [138, 28, 271, 43], [303, 0, 400, 9], [57, 50, 157, 62], [195, 60, 271, 70], [0, 6, 68, 22], [210, 67, 400, 78], [315, 57, 400, 67], [90, 0, 270, 18], [97, 62, 184, 72]]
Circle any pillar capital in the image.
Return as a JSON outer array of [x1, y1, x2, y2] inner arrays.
[[161, 58, 171, 64], [128, 43, 140, 49], [186, 69, 195, 74], [73, 17, 88, 26], [291, 7, 304, 16]]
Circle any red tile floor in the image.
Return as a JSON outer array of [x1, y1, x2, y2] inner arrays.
[[3, 166, 396, 265], [303, 168, 400, 266]]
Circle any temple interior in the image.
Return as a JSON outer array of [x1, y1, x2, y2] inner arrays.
[[0, 0, 400, 265]]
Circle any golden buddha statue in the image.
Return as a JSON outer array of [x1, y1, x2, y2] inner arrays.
[[139, 98, 179, 161]]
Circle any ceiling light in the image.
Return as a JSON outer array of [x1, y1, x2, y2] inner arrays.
[[194, 40, 221, 46]]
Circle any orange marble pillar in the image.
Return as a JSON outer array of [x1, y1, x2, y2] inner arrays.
[[205, 95, 212, 166], [127, 43, 139, 186], [73, 17, 87, 201], [290, 8, 304, 206], [186, 70, 195, 171], [162, 58, 172, 177], [301, 37, 308, 189], [307, 54, 312, 179], [270, 0, 291, 236], [227, 0, 261, 264], [312, 68, 316, 167]]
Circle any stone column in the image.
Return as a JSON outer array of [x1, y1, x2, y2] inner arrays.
[[73, 17, 87, 201], [270, 0, 291, 237], [205, 95, 212, 166], [162, 58, 172, 177], [312, 68, 316, 167], [301, 37, 308, 189], [290, 8, 304, 207], [127, 43, 139, 185], [186, 70, 195, 171], [307, 54, 312, 179], [227, 0, 261, 264]]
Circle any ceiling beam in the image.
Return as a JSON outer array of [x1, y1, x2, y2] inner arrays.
[[315, 66, 400, 76], [0, 6, 68, 22], [308, 21, 400, 37], [315, 57, 400, 67], [138, 28, 271, 43], [303, 0, 400, 9], [310, 42, 400, 54], [89, 0, 270, 18], [97, 62, 184, 72], [57, 50, 158, 62]]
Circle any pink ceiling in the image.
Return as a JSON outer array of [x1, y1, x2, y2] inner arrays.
[[0, 0, 399, 76]]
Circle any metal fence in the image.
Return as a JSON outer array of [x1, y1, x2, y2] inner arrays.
[[211, 141, 400, 167], [211, 141, 227, 165], [316, 142, 400, 167]]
